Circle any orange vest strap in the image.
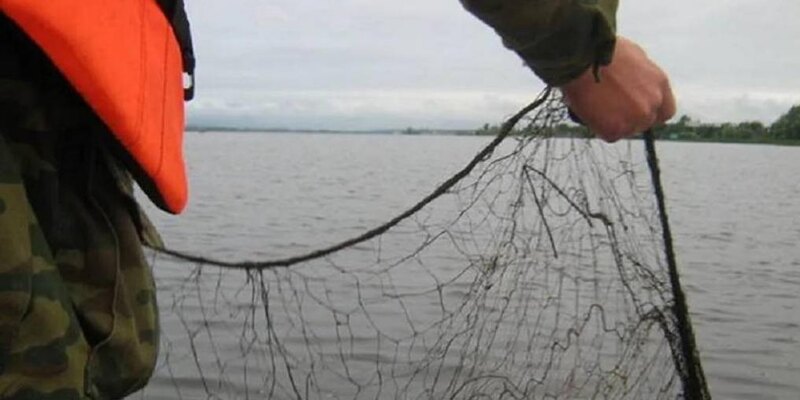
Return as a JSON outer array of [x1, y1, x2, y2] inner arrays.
[[2, 0, 188, 214]]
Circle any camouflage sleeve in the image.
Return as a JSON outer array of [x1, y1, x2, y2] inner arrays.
[[1, 17, 160, 398], [460, 0, 619, 86]]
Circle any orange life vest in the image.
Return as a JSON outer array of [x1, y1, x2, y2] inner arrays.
[[1, 0, 190, 214]]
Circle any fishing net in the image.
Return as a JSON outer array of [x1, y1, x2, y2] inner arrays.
[[140, 89, 710, 399]]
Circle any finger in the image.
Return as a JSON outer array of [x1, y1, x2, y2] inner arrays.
[[634, 114, 659, 136], [657, 79, 676, 123], [592, 116, 631, 143]]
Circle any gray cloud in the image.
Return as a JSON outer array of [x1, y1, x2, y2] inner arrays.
[[186, 0, 800, 129], [619, 0, 800, 123]]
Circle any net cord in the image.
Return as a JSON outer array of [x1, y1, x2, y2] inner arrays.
[[643, 130, 711, 399], [148, 89, 552, 269], [147, 95, 712, 399]]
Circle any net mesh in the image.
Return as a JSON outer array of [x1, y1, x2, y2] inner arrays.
[[140, 91, 709, 399]]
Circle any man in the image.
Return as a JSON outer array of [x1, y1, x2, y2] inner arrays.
[[0, 0, 673, 398], [0, 1, 190, 398]]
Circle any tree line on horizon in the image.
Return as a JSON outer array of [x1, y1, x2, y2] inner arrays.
[[654, 103, 800, 143], [476, 104, 800, 144]]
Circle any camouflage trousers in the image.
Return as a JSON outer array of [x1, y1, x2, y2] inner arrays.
[[0, 75, 162, 397]]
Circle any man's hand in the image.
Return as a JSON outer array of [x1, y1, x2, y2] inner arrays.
[[560, 37, 676, 142]]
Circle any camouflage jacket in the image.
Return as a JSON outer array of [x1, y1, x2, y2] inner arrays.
[[461, 0, 618, 86]]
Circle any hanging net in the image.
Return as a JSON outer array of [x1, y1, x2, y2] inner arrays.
[[141, 89, 710, 399]]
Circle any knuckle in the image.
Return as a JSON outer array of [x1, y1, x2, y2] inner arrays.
[[594, 119, 629, 141]]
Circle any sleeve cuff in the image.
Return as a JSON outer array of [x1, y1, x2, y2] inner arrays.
[[506, 2, 618, 86]]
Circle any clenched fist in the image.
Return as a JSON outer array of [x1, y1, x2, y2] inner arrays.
[[560, 37, 676, 142]]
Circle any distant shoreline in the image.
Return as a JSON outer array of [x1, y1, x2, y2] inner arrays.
[[185, 126, 476, 136], [185, 127, 800, 146], [187, 104, 800, 145], [652, 137, 800, 146]]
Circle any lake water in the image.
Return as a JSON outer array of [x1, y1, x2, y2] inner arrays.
[[136, 132, 799, 400]]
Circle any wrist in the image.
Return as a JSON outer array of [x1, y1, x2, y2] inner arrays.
[[559, 66, 600, 97]]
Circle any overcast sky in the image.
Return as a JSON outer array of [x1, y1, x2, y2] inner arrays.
[[184, 0, 800, 130]]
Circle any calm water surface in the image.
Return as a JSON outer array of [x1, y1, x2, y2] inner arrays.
[[139, 133, 800, 399]]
